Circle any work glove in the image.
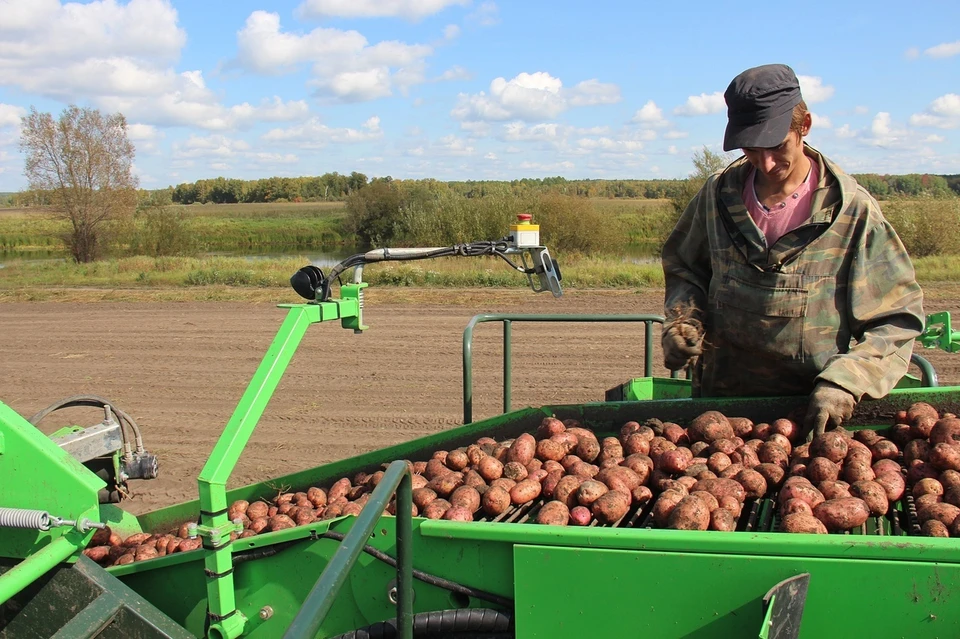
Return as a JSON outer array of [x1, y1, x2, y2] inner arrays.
[[661, 318, 703, 371], [803, 381, 856, 441]]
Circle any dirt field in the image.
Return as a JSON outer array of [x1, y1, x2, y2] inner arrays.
[[3, 286, 960, 514]]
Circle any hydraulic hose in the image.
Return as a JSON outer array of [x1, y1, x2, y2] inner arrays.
[[29, 394, 145, 458], [327, 608, 513, 639]]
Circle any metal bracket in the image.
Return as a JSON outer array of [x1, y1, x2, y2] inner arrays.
[[759, 573, 810, 639]]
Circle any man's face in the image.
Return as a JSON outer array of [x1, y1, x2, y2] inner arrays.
[[742, 128, 807, 185]]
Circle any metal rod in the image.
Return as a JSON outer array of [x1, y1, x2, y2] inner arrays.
[[644, 322, 653, 378], [503, 320, 512, 415], [0, 535, 77, 606], [396, 472, 413, 639], [284, 460, 413, 639], [462, 314, 667, 423]]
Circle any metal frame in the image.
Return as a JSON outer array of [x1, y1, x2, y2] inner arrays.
[[462, 314, 671, 423]]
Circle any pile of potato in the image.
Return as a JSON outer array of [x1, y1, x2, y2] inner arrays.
[[83, 401, 960, 566]]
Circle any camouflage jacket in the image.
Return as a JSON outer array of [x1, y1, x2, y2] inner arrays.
[[662, 145, 924, 400]]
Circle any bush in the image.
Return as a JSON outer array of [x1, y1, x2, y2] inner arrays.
[[882, 197, 960, 258]]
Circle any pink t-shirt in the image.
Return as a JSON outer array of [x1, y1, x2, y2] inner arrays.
[[743, 156, 820, 247]]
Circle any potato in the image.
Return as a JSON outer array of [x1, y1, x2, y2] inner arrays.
[[463, 470, 487, 489], [249, 517, 270, 533], [734, 469, 767, 499], [916, 493, 942, 510], [923, 519, 950, 537], [123, 533, 152, 548], [568, 461, 599, 480], [770, 418, 798, 442], [596, 466, 641, 493], [481, 487, 511, 516], [652, 489, 686, 527], [227, 500, 249, 521], [907, 461, 939, 485], [767, 434, 793, 456], [687, 411, 734, 443], [908, 402, 940, 424], [806, 457, 840, 484], [327, 478, 353, 502], [751, 422, 772, 441], [843, 459, 876, 484], [758, 442, 790, 468], [450, 485, 481, 513], [534, 501, 570, 526], [675, 476, 698, 492], [632, 485, 654, 505], [550, 432, 579, 454], [818, 480, 852, 501], [930, 417, 960, 446], [541, 470, 564, 499], [441, 506, 473, 522], [781, 498, 814, 517], [428, 473, 464, 498], [778, 482, 825, 510], [423, 499, 453, 520], [666, 495, 711, 530], [685, 463, 709, 478], [929, 443, 960, 473], [535, 438, 567, 462], [872, 459, 902, 477], [622, 433, 651, 456], [918, 502, 960, 527], [574, 436, 601, 463], [913, 477, 945, 499], [341, 503, 364, 516], [690, 441, 710, 457], [850, 480, 889, 516], [576, 480, 609, 507], [267, 514, 296, 531], [648, 438, 677, 464], [446, 449, 469, 471], [510, 478, 542, 505], [731, 446, 761, 470], [710, 508, 737, 532], [690, 490, 719, 512], [869, 440, 899, 462], [83, 546, 112, 563], [707, 452, 732, 475], [660, 448, 692, 474], [490, 477, 516, 492], [903, 437, 931, 467], [810, 432, 848, 464], [718, 495, 742, 517], [473, 456, 502, 482], [305, 487, 327, 508], [569, 505, 592, 526], [813, 498, 870, 531], [620, 420, 641, 439], [536, 417, 566, 439], [781, 513, 828, 534], [525, 458, 543, 474], [553, 475, 584, 509], [874, 472, 906, 502], [662, 423, 689, 446], [754, 463, 786, 491], [592, 490, 631, 525], [718, 463, 745, 480], [505, 433, 536, 466], [114, 553, 136, 565], [693, 478, 746, 503], [502, 461, 529, 482], [620, 454, 653, 483], [728, 417, 754, 438]]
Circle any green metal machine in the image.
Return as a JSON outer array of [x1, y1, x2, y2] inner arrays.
[[2, 217, 960, 638]]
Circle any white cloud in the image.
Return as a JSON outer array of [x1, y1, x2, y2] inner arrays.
[[663, 130, 688, 140], [436, 65, 472, 82], [905, 47, 920, 60], [925, 41, 960, 59], [0, 104, 27, 128], [798, 75, 834, 104], [452, 72, 619, 122], [631, 100, 668, 127], [126, 123, 163, 153], [235, 11, 434, 103], [467, 2, 499, 26], [909, 94, 960, 129], [174, 135, 251, 159], [296, 0, 468, 20], [835, 124, 856, 139], [576, 137, 643, 153], [484, 152, 497, 160], [261, 116, 383, 149], [443, 24, 461, 40], [855, 105, 870, 115], [673, 92, 725, 116], [518, 160, 575, 172], [810, 112, 832, 129]]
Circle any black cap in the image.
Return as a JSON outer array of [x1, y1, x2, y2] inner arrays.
[[723, 64, 802, 151]]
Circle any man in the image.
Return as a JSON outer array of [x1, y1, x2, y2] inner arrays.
[[660, 63, 925, 438]]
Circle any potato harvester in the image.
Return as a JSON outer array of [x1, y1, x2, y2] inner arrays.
[[3, 216, 960, 639]]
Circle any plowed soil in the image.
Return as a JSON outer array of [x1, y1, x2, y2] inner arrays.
[[3, 286, 959, 514]]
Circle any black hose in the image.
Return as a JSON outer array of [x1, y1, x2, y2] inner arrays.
[[230, 533, 513, 609], [327, 608, 513, 639]]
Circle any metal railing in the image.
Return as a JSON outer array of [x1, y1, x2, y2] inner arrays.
[[284, 460, 414, 639], [462, 314, 668, 423]]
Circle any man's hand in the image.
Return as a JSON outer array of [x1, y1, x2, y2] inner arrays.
[[662, 319, 703, 371], [803, 382, 856, 441]]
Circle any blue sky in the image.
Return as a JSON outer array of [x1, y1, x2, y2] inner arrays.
[[0, 0, 958, 191]]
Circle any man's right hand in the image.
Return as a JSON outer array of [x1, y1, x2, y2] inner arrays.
[[662, 319, 703, 371]]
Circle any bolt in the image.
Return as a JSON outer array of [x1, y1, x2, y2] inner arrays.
[[259, 606, 274, 620]]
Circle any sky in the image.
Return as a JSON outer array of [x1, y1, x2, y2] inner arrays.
[[0, 0, 958, 192]]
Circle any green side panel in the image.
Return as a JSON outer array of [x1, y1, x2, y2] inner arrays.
[[513, 545, 959, 638], [610, 376, 693, 401], [99, 504, 145, 539], [0, 402, 103, 559]]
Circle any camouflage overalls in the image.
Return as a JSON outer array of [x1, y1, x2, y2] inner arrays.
[[662, 144, 924, 400]]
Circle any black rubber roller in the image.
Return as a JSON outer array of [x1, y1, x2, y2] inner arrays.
[[328, 608, 514, 639]]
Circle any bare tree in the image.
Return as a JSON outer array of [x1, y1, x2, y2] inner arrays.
[[19, 105, 138, 262]]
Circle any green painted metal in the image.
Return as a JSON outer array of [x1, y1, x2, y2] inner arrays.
[[462, 314, 667, 423], [0, 536, 79, 606], [283, 461, 413, 639], [918, 311, 960, 353], [0, 401, 102, 563]]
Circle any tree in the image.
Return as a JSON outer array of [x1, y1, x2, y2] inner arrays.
[[670, 146, 733, 214], [19, 105, 138, 262]]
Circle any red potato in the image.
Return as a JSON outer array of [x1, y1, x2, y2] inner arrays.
[[710, 508, 737, 532], [569, 505, 592, 526], [913, 478, 945, 499], [907, 402, 940, 425], [428, 473, 464, 498], [781, 498, 814, 518], [510, 479, 542, 505], [481, 487, 511, 516], [770, 418, 798, 442], [83, 546, 112, 564], [666, 495, 711, 530], [718, 464, 745, 480], [576, 480, 609, 507], [806, 457, 840, 484], [619, 421, 641, 439], [327, 478, 353, 502], [592, 490, 632, 525], [923, 519, 950, 537], [707, 452, 732, 475], [675, 476, 698, 492], [307, 487, 328, 508], [718, 495, 742, 518], [687, 411, 735, 443], [553, 475, 585, 509], [751, 423, 772, 441], [690, 490, 719, 512], [502, 462, 529, 482], [907, 461, 939, 485], [767, 434, 793, 456], [854, 429, 884, 446], [869, 440, 900, 462], [476, 456, 504, 482], [778, 482, 825, 510], [660, 448, 692, 474], [758, 442, 790, 468], [506, 433, 536, 466], [463, 469, 487, 489], [536, 417, 566, 440], [843, 459, 876, 484], [466, 444, 486, 466], [709, 438, 739, 456], [904, 439, 931, 466], [423, 499, 453, 520], [872, 459, 902, 477], [692, 478, 746, 504], [912, 416, 937, 440], [930, 417, 960, 446], [734, 469, 768, 499], [754, 463, 786, 491], [412, 461, 428, 476], [621, 433, 651, 456], [929, 443, 960, 472], [728, 417, 754, 438], [813, 498, 870, 531], [450, 486, 481, 513], [424, 459, 449, 480], [541, 470, 564, 499], [810, 432, 848, 464], [568, 461, 600, 480], [850, 480, 889, 516], [918, 502, 960, 528], [574, 436, 601, 463], [874, 472, 906, 502], [442, 506, 474, 522], [632, 485, 654, 505], [596, 466, 641, 492], [535, 501, 570, 526], [916, 494, 942, 511], [550, 432, 579, 454], [535, 438, 567, 462], [490, 478, 517, 492], [818, 480, 852, 501], [446, 449, 469, 471], [781, 513, 828, 534], [941, 470, 960, 492], [652, 490, 686, 527], [662, 423, 689, 446]]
